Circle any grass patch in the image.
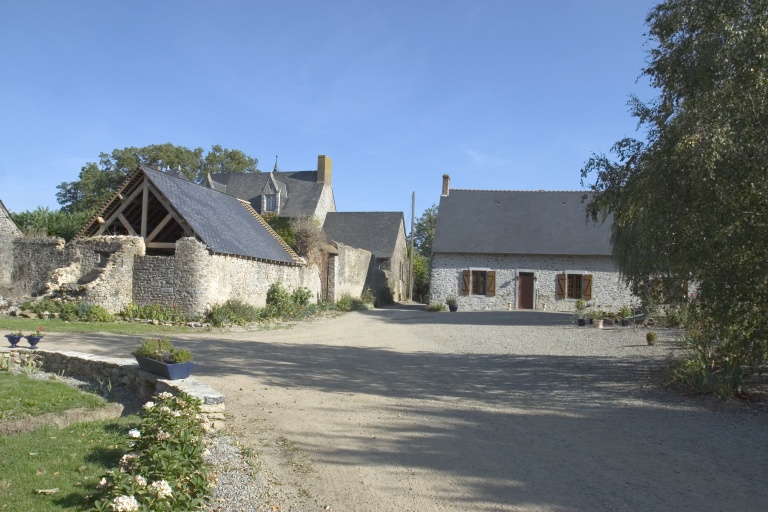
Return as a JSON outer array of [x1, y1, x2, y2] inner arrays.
[[0, 416, 136, 511], [0, 317, 192, 336], [0, 373, 107, 420], [0, 372, 136, 511]]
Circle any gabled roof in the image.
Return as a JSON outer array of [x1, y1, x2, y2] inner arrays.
[[208, 171, 325, 217], [323, 212, 404, 259], [432, 189, 612, 256], [78, 166, 301, 264]]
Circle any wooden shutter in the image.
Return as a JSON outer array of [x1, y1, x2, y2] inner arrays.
[[461, 270, 470, 296], [487, 271, 496, 297], [556, 273, 566, 300], [583, 274, 593, 301]]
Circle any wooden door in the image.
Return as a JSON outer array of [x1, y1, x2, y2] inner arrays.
[[518, 273, 534, 309]]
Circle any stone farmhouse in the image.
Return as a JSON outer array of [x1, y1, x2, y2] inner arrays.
[[0, 155, 409, 316], [205, 154, 335, 223], [323, 212, 408, 302], [429, 175, 636, 312]]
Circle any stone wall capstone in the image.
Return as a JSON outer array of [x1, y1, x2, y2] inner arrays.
[[430, 253, 637, 312]]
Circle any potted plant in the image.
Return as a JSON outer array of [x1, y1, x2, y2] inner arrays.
[[5, 330, 23, 347], [25, 327, 45, 348], [133, 337, 194, 380], [587, 310, 604, 329], [446, 296, 458, 312], [617, 305, 632, 326], [574, 299, 587, 326]]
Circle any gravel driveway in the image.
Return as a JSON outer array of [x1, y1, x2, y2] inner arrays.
[[51, 306, 768, 511]]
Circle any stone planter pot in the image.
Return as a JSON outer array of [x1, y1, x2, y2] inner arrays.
[[577, 319, 586, 327], [25, 336, 43, 348], [5, 334, 22, 347], [448, 305, 458, 312], [593, 319, 604, 329], [135, 355, 194, 380]]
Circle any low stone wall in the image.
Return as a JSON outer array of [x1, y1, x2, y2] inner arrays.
[[0, 348, 225, 427]]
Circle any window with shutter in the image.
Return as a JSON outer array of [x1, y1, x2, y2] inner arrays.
[[583, 274, 593, 301], [558, 272, 593, 300], [556, 274, 566, 300], [487, 271, 496, 297], [461, 270, 470, 296]]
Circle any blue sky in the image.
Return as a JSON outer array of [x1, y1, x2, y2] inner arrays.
[[0, 0, 657, 219]]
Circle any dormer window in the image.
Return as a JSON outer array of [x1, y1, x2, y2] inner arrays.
[[264, 194, 277, 212]]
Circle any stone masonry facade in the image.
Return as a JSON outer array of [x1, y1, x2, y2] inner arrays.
[[0, 202, 21, 293], [430, 253, 637, 313], [328, 242, 373, 301]]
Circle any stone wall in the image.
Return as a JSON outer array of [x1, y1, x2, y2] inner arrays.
[[328, 243, 372, 301], [12, 237, 72, 296], [430, 253, 637, 313], [133, 237, 322, 316], [0, 348, 225, 426], [387, 221, 409, 301], [314, 185, 336, 225], [0, 202, 21, 294]]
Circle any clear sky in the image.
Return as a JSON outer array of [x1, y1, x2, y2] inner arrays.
[[0, 0, 658, 219]]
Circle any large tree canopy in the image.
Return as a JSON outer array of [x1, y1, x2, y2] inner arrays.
[[56, 143, 258, 213], [581, 0, 768, 392]]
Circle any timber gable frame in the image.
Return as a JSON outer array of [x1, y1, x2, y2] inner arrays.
[[76, 165, 301, 265]]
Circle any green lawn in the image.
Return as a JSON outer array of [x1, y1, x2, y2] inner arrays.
[[0, 372, 136, 511], [0, 317, 193, 336]]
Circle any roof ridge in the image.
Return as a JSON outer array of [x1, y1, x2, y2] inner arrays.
[[237, 199, 303, 264], [451, 188, 589, 193]]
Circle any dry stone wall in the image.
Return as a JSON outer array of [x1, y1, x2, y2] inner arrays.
[[430, 253, 637, 313], [12, 237, 72, 296], [0, 203, 21, 293]]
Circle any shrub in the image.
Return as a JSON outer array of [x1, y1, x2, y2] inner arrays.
[[121, 303, 188, 323], [291, 287, 313, 307], [133, 337, 193, 363], [91, 392, 210, 511], [85, 305, 115, 323], [205, 299, 261, 327], [646, 331, 658, 345], [426, 302, 447, 312], [360, 287, 375, 305]]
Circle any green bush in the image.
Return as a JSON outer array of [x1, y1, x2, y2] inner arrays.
[[360, 287, 375, 305], [646, 331, 658, 345], [133, 337, 193, 363], [205, 299, 262, 327], [85, 305, 115, 323], [291, 286, 313, 307], [92, 392, 210, 511], [121, 303, 189, 323], [426, 302, 447, 312]]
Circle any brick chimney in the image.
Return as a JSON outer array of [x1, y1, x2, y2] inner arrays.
[[317, 155, 332, 186], [442, 174, 450, 196]]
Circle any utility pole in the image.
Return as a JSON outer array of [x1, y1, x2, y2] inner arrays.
[[410, 191, 415, 302]]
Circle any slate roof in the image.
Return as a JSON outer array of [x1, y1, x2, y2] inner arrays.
[[208, 171, 325, 217], [323, 212, 404, 259], [432, 189, 612, 256], [142, 167, 300, 263]]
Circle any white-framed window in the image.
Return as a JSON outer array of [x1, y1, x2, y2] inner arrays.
[[556, 272, 592, 300], [461, 268, 496, 297], [264, 194, 277, 212]]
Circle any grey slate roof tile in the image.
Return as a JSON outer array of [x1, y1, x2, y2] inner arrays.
[[432, 189, 612, 256], [143, 166, 298, 264], [323, 212, 404, 259], [208, 171, 324, 217]]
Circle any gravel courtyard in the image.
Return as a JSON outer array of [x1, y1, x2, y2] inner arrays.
[[52, 306, 768, 511]]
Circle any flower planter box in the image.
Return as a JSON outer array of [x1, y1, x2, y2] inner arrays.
[[135, 355, 194, 380], [448, 305, 458, 312], [5, 334, 22, 347], [25, 336, 43, 348]]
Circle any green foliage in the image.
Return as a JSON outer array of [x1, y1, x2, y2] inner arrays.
[[291, 287, 313, 307], [335, 293, 370, 312], [120, 303, 189, 323], [21, 299, 114, 322], [426, 302, 447, 312], [92, 392, 210, 511], [205, 299, 262, 327], [57, 143, 259, 213], [646, 331, 658, 346], [445, 295, 457, 307], [411, 204, 438, 259], [617, 305, 632, 318], [360, 287, 375, 305], [668, 330, 745, 398], [581, 0, 768, 395], [10, 207, 92, 241], [133, 337, 193, 363], [263, 214, 296, 248], [84, 305, 115, 323], [411, 252, 431, 303]]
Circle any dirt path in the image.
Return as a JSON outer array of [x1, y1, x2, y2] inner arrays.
[[48, 307, 768, 511]]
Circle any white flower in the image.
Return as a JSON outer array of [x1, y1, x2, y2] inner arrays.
[[134, 475, 147, 487], [156, 430, 171, 441], [119, 453, 138, 467], [110, 494, 139, 511], [160, 406, 172, 414], [97, 477, 108, 489], [128, 429, 141, 439], [142, 401, 155, 410], [172, 410, 182, 417], [202, 448, 211, 457], [157, 391, 174, 400], [149, 479, 173, 499]]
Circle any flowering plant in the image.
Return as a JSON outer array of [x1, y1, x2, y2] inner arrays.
[[6, 330, 23, 337], [31, 326, 45, 338], [91, 392, 211, 511], [133, 337, 192, 363]]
